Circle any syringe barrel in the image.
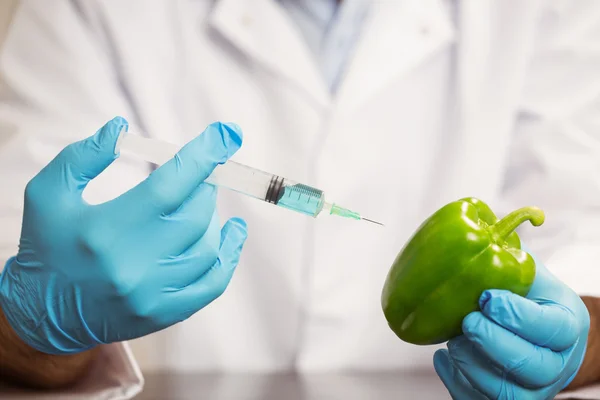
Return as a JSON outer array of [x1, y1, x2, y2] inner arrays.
[[117, 131, 274, 201], [208, 161, 273, 201], [211, 165, 325, 217]]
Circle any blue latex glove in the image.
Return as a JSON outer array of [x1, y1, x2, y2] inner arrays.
[[434, 251, 590, 399], [0, 116, 248, 355]]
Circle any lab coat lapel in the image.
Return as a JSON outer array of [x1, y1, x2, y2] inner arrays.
[[208, 0, 330, 107], [335, 0, 455, 112]]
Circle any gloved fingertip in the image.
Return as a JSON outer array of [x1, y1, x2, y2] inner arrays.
[[479, 290, 492, 310], [100, 116, 129, 138], [224, 217, 248, 238], [434, 349, 483, 400], [462, 312, 482, 335], [206, 121, 243, 162], [433, 349, 452, 375], [223, 122, 243, 141], [219, 217, 248, 261], [60, 117, 129, 185], [434, 350, 463, 394], [94, 116, 129, 155], [479, 289, 515, 315], [110, 115, 129, 128], [229, 216, 247, 229]]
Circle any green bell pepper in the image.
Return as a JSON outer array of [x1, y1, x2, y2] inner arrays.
[[381, 197, 545, 345]]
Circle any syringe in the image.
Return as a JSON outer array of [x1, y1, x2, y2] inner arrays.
[[115, 131, 383, 226]]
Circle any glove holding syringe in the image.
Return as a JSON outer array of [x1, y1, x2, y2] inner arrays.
[[115, 129, 383, 225]]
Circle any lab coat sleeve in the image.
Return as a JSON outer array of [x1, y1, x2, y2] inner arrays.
[[0, 0, 148, 398], [501, 2, 600, 398]]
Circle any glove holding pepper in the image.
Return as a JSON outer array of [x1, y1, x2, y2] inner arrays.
[[381, 198, 590, 399], [434, 259, 589, 399]]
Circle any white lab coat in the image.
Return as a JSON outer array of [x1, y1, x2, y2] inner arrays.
[[1, 0, 600, 398]]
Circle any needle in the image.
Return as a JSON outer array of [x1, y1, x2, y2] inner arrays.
[[362, 217, 384, 226]]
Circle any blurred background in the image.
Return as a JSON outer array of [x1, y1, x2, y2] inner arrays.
[[0, 3, 598, 398], [0, 0, 17, 45]]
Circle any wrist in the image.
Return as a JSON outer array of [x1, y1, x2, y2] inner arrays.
[[565, 296, 600, 390], [0, 257, 98, 355], [0, 301, 100, 389], [0, 256, 51, 354]]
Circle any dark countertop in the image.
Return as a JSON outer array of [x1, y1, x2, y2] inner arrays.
[[0, 371, 588, 399], [134, 372, 591, 400], [134, 371, 452, 400]]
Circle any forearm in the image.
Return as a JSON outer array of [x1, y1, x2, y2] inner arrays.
[[0, 304, 99, 389], [566, 296, 600, 390]]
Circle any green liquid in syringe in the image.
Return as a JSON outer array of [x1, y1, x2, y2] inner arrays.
[[275, 184, 324, 217]]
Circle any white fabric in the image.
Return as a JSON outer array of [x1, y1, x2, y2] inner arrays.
[[0, 0, 18, 48], [0, 0, 599, 399]]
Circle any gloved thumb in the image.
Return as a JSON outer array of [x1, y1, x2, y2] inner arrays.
[[44, 117, 127, 194]]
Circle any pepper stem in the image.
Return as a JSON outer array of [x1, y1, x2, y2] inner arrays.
[[488, 206, 545, 241]]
